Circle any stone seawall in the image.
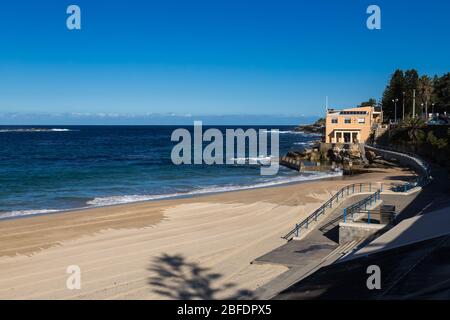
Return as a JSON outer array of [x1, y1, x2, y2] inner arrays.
[[365, 145, 430, 179]]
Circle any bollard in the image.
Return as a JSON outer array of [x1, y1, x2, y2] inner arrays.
[[360, 183, 362, 192], [352, 184, 355, 194]]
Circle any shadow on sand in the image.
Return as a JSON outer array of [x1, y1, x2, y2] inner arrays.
[[148, 253, 254, 300]]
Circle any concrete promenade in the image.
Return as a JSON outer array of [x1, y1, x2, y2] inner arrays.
[[252, 194, 368, 299], [254, 195, 368, 267], [252, 145, 448, 299], [252, 189, 422, 299], [252, 180, 428, 299]]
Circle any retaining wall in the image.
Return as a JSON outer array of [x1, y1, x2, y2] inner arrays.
[[365, 145, 430, 179]]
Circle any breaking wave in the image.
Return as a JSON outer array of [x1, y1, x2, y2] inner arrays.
[[85, 171, 342, 207], [0, 128, 75, 133], [0, 209, 59, 219]]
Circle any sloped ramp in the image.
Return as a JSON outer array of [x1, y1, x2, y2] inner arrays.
[[273, 234, 450, 300]]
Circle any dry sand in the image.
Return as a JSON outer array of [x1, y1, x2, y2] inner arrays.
[[0, 167, 415, 299]]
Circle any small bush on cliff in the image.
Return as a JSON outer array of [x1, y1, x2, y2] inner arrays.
[[391, 117, 426, 147], [427, 131, 448, 150]]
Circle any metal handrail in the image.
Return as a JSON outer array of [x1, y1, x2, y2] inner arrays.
[[283, 144, 431, 240], [343, 189, 381, 223], [282, 183, 375, 240]]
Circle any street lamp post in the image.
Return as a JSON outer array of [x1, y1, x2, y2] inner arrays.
[[392, 98, 399, 123], [402, 92, 405, 120]]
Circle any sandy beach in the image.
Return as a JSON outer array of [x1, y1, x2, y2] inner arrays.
[[0, 166, 415, 299]]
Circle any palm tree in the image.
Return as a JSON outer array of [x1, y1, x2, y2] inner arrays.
[[418, 75, 434, 119], [400, 117, 426, 151]]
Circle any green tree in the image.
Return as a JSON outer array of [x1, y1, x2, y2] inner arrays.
[[359, 98, 377, 107], [381, 70, 405, 122], [427, 131, 447, 150], [404, 69, 420, 117], [417, 75, 434, 117], [400, 117, 426, 151], [432, 73, 450, 114]]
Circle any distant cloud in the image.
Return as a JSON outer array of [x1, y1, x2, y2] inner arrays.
[[0, 112, 318, 125]]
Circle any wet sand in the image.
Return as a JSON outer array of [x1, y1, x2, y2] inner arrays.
[[0, 166, 415, 299]]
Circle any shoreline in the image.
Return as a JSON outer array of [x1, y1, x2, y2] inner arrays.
[[0, 165, 417, 299], [0, 170, 344, 222]]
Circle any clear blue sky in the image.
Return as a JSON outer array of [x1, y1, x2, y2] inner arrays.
[[0, 0, 449, 123]]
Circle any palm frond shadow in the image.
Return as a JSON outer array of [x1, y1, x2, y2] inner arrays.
[[148, 253, 253, 300]]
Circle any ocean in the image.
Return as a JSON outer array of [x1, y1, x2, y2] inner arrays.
[[0, 125, 338, 219]]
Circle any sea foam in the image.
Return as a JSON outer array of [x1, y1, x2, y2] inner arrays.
[[0, 128, 74, 133], [0, 209, 59, 219], [86, 171, 342, 207]]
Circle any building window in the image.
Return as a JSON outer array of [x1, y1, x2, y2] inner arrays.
[[357, 118, 365, 124], [344, 118, 351, 124], [331, 118, 338, 124]]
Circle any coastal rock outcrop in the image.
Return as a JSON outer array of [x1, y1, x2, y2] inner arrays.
[[294, 118, 325, 135]]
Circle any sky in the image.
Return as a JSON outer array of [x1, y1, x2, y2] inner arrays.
[[0, 0, 449, 124]]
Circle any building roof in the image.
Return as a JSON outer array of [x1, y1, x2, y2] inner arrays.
[[338, 110, 368, 115], [327, 106, 374, 116]]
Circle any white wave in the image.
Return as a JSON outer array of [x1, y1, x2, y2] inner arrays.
[[261, 130, 302, 134], [0, 209, 59, 219], [86, 194, 185, 206], [295, 131, 323, 137], [86, 171, 342, 207], [0, 128, 74, 133], [2, 171, 343, 218], [229, 156, 273, 164], [293, 140, 320, 145], [261, 130, 322, 136]]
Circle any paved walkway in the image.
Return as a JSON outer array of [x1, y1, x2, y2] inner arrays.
[[253, 194, 368, 268], [252, 149, 450, 299], [252, 188, 424, 299], [395, 166, 450, 220]]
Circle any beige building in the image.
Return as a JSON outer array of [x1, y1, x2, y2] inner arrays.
[[325, 106, 382, 144]]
